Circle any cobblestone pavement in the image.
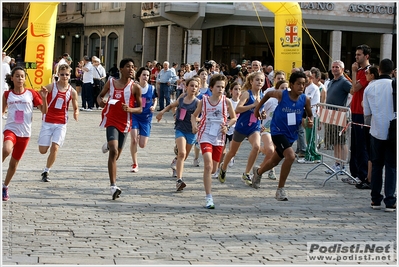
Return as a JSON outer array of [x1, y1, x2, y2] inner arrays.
[[2, 107, 396, 266]]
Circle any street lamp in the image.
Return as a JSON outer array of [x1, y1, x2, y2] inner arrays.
[[60, 34, 66, 39]]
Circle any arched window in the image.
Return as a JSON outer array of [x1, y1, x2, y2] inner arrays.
[[89, 33, 100, 58], [107, 32, 118, 71]]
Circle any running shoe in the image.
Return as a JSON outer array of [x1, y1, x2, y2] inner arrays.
[[218, 168, 226, 183], [176, 179, 186, 191], [241, 173, 253, 186], [110, 186, 121, 200], [267, 169, 277, 180], [41, 172, 51, 182], [275, 187, 288, 201], [205, 197, 215, 209], [131, 164, 139, 172], [193, 158, 200, 167], [170, 157, 177, 170], [252, 167, 262, 189], [102, 142, 109, 153], [2, 186, 9, 201], [228, 157, 235, 167]]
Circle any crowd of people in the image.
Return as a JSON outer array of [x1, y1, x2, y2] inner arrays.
[[1, 47, 397, 212]]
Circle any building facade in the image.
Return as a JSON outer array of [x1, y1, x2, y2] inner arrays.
[[2, 2, 397, 76]]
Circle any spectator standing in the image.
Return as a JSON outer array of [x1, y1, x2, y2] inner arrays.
[[297, 70, 321, 164], [92, 56, 107, 110], [227, 59, 240, 81], [156, 61, 177, 111], [81, 56, 94, 111], [363, 58, 396, 211], [108, 63, 120, 80], [74, 60, 84, 95], [348, 44, 371, 188], [324, 60, 352, 174], [2, 55, 11, 93]]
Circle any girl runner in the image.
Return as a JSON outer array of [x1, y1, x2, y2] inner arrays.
[[129, 67, 158, 172], [2, 67, 48, 201]]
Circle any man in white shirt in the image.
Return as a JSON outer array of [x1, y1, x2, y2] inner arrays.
[[81, 56, 94, 111], [363, 58, 396, 212]]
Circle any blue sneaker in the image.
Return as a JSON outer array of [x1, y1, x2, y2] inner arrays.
[[3, 186, 9, 201]]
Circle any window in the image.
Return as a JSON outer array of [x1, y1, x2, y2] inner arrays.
[[111, 3, 120, 9], [93, 3, 100, 10], [76, 3, 82, 12], [61, 3, 67, 13]]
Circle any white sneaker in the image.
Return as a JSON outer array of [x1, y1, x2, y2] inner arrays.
[[267, 169, 277, 180], [110, 186, 121, 200], [297, 159, 315, 164], [193, 158, 200, 167], [205, 197, 215, 209], [170, 157, 177, 170], [228, 157, 235, 167], [211, 171, 219, 178], [275, 187, 288, 201], [79, 107, 86, 111], [101, 142, 109, 153]]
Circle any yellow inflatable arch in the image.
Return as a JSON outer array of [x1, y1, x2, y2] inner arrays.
[[25, 2, 58, 90], [261, 2, 302, 78]]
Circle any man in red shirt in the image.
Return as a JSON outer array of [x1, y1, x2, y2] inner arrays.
[[349, 44, 371, 189]]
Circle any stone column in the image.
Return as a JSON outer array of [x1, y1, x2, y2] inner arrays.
[[186, 30, 202, 65], [157, 26, 168, 62], [329, 31, 342, 68], [380, 34, 393, 60], [167, 25, 183, 64], [142, 27, 156, 63]]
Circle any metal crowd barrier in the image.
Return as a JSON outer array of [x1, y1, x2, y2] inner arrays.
[[304, 103, 356, 186]]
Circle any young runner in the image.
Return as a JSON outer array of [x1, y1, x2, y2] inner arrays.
[[259, 79, 289, 181], [98, 58, 142, 200], [252, 71, 313, 201], [129, 67, 157, 172], [2, 67, 48, 201], [218, 72, 265, 186], [156, 77, 201, 191], [38, 64, 79, 182], [191, 74, 236, 209]]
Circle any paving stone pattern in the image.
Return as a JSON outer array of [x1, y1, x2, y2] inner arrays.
[[2, 107, 396, 265]]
